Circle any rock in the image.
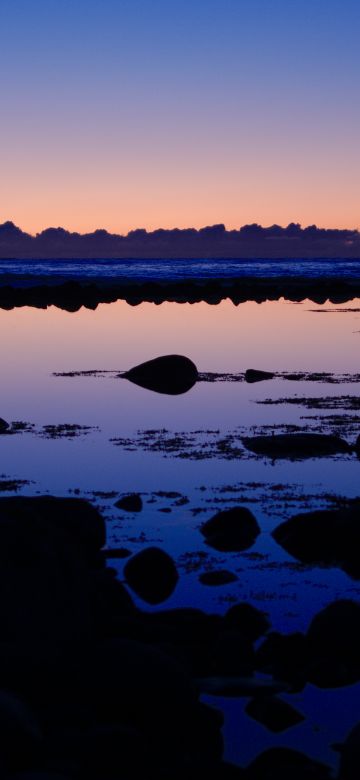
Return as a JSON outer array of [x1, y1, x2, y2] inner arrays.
[[245, 369, 275, 383], [246, 747, 331, 779], [306, 600, 360, 687], [242, 432, 350, 459], [255, 632, 308, 690], [124, 547, 179, 604], [123, 354, 198, 395], [201, 507, 260, 552], [211, 629, 255, 676], [338, 721, 360, 779], [199, 570, 238, 586], [245, 695, 305, 732], [102, 547, 132, 559], [224, 603, 270, 640], [0, 497, 107, 642], [0, 417, 9, 433], [0, 496, 106, 557], [272, 503, 360, 578], [354, 435, 360, 456], [0, 690, 43, 770], [115, 494, 143, 512]]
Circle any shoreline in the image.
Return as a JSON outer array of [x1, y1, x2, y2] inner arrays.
[[0, 274, 360, 310]]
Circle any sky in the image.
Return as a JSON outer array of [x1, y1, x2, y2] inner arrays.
[[0, 0, 359, 234]]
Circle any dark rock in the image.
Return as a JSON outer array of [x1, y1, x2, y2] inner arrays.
[[201, 507, 260, 552], [224, 603, 270, 640], [355, 434, 360, 456], [199, 570, 238, 586], [256, 632, 308, 690], [338, 721, 360, 780], [242, 432, 350, 458], [211, 629, 255, 676], [0, 497, 107, 642], [272, 503, 360, 578], [0, 690, 43, 770], [123, 354, 198, 395], [306, 600, 360, 687], [245, 695, 305, 732], [115, 493, 143, 512], [0, 417, 9, 433], [246, 747, 331, 779], [245, 369, 275, 383], [0, 495, 106, 556], [124, 546, 179, 604]]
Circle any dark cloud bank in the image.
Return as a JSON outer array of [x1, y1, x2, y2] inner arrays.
[[1, 221, 360, 259]]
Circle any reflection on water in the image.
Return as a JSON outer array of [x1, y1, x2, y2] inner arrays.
[[1, 295, 360, 768]]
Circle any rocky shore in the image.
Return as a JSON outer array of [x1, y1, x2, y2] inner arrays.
[[1, 275, 360, 311], [0, 495, 359, 779]]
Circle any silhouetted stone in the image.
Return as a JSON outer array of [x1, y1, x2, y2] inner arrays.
[[338, 721, 360, 780], [246, 747, 331, 779], [124, 547, 179, 604], [245, 696, 305, 732], [245, 369, 275, 383], [256, 632, 308, 690], [123, 354, 198, 395], [306, 600, 360, 687], [115, 493, 143, 512], [355, 434, 360, 456], [224, 603, 270, 640], [242, 432, 350, 458], [201, 507, 260, 552], [0, 690, 43, 771], [0, 418, 9, 433], [212, 629, 255, 676], [102, 547, 131, 559], [199, 570, 238, 586], [272, 503, 360, 578]]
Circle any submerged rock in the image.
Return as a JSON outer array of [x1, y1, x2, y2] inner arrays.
[[242, 432, 350, 458], [123, 354, 198, 395], [124, 547, 179, 604], [245, 369, 275, 383], [199, 570, 237, 586], [0, 418, 9, 433], [201, 507, 260, 552], [272, 502, 360, 578], [114, 493, 143, 512]]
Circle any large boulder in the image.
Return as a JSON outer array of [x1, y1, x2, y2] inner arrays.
[[124, 547, 179, 604], [242, 432, 350, 459], [123, 354, 198, 395], [0, 496, 106, 642], [306, 600, 360, 687], [201, 507, 260, 552], [272, 503, 360, 578]]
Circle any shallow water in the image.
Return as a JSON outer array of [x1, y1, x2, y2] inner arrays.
[[1, 295, 359, 768]]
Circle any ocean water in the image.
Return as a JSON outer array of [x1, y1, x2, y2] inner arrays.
[[0, 256, 360, 283], [0, 291, 359, 768]]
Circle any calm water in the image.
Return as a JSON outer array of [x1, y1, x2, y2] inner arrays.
[[1, 294, 359, 767]]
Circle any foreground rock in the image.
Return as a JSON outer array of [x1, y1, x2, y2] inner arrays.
[[201, 507, 260, 552], [306, 600, 360, 687], [123, 354, 198, 395], [245, 695, 305, 732], [242, 432, 351, 458], [272, 502, 360, 578], [124, 546, 179, 604], [245, 369, 275, 383], [338, 721, 360, 780]]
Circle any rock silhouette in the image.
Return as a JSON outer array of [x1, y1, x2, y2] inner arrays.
[[201, 507, 260, 552], [115, 493, 143, 512], [272, 502, 360, 578], [242, 432, 350, 458], [124, 547, 179, 604], [245, 369, 275, 383], [123, 354, 198, 395]]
